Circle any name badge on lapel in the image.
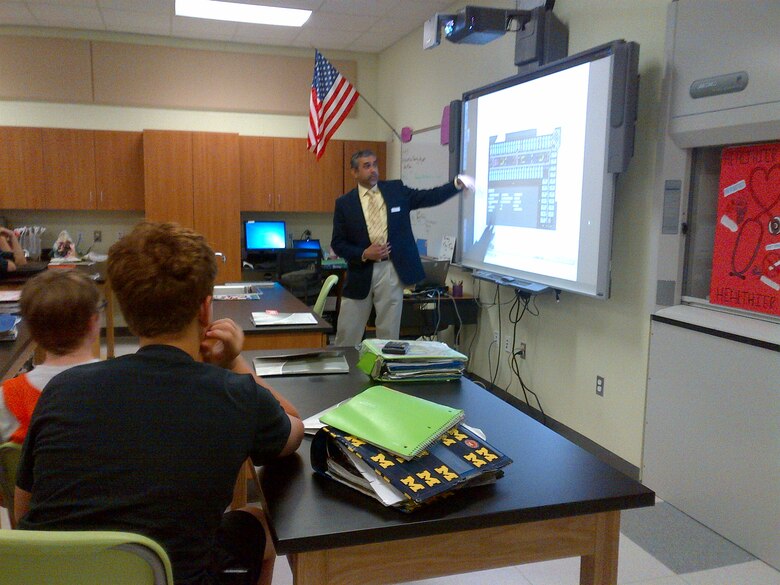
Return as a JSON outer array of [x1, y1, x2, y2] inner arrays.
[[390, 206, 401, 213]]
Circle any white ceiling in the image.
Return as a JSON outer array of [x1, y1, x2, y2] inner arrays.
[[0, 0, 456, 53]]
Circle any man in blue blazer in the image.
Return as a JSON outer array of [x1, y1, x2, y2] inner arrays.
[[332, 149, 472, 345]]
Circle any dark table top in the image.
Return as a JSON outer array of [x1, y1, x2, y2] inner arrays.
[[213, 283, 331, 334], [249, 348, 655, 555]]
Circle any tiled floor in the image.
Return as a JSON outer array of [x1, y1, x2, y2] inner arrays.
[[6, 338, 780, 584]]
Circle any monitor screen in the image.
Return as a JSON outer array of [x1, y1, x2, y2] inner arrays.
[[292, 239, 322, 260], [456, 41, 639, 298], [245, 220, 286, 251]]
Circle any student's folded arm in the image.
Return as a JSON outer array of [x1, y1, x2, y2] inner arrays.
[[230, 354, 301, 418], [279, 414, 304, 457]]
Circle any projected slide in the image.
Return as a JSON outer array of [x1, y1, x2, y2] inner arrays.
[[486, 128, 561, 230]]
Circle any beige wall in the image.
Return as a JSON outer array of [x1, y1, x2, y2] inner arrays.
[[378, 0, 669, 467]]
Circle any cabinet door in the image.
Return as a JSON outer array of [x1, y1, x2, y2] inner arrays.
[[273, 137, 343, 212], [94, 130, 144, 211], [143, 130, 194, 226], [310, 138, 344, 212], [42, 128, 96, 210], [343, 140, 387, 194], [239, 136, 274, 211], [0, 126, 45, 209], [193, 132, 241, 284]]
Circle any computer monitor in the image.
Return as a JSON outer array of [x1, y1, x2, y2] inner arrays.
[[292, 238, 322, 260], [244, 220, 286, 252]]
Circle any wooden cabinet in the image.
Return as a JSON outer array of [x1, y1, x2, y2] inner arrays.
[[41, 128, 144, 211], [93, 131, 144, 211], [241, 137, 344, 212], [342, 140, 387, 193], [144, 130, 241, 284], [0, 126, 45, 209], [239, 136, 274, 211]]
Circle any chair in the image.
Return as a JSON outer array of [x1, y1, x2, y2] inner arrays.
[[313, 274, 339, 317], [0, 441, 21, 528], [0, 529, 174, 585]]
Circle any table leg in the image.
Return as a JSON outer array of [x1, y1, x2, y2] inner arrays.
[[580, 510, 620, 585]]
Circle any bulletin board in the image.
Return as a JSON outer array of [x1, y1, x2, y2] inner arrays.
[[401, 127, 458, 259], [710, 142, 780, 316]]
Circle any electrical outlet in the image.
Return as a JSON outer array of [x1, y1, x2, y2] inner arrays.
[[503, 335, 512, 352], [117, 231, 124, 241], [493, 331, 499, 344], [93, 230, 102, 242], [518, 342, 527, 359], [596, 375, 605, 397]]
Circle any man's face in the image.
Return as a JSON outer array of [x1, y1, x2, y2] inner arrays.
[[352, 155, 379, 189]]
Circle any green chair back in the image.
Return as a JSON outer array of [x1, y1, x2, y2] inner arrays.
[[0, 441, 21, 527], [313, 274, 339, 316], [0, 529, 174, 585]]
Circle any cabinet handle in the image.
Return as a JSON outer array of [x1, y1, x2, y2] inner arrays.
[[100, 191, 103, 203], [89, 191, 93, 203], [214, 252, 227, 264], [268, 194, 272, 208], [277, 194, 281, 207]]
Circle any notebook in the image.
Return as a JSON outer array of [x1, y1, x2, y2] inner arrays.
[[416, 258, 450, 290], [253, 350, 348, 377], [251, 311, 318, 326], [319, 385, 465, 460]]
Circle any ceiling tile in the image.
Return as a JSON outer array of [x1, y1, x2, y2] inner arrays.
[[0, 3, 36, 25], [320, 0, 389, 17], [304, 11, 377, 31], [27, 4, 105, 28], [98, 0, 173, 15], [172, 14, 238, 41], [101, 8, 172, 35], [232, 21, 301, 44]]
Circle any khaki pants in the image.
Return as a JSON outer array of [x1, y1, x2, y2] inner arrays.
[[335, 261, 404, 346]]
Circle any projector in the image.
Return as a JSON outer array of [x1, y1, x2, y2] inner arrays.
[[444, 6, 509, 45]]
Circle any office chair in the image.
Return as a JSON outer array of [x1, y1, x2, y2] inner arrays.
[[0, 441, 21, 528], [313, 274, 339, 316], [0, 529, 174, 585]]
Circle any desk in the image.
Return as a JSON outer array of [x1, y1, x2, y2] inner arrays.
[[249, 348, 654, 585], [213, 283, 331, 351], [400, 293, 477, 338]]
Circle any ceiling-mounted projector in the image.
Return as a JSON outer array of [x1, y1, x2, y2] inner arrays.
[[443, 6, 510, 45]]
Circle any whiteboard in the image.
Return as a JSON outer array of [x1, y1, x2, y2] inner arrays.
[[401, 127, 457, 259]]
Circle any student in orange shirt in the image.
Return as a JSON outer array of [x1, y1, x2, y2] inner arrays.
[[0, 270, 100, 444]]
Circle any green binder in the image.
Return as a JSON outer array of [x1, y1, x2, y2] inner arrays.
[[319, 385, 465, 460]]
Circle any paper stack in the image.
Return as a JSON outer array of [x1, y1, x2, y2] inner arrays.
[[357, 339, 468, 382], [0, 291, 21, 314]]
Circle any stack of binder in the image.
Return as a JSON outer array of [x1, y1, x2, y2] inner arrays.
[[356, 339, 468, 382], [311, 385, 512, 512], [0, 291, 21, 315]]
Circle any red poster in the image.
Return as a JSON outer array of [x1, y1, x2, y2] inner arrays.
[[710, 143, 780, 316]]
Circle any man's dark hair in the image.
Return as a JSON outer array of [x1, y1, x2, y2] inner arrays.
[[350, 150, 376, 170]]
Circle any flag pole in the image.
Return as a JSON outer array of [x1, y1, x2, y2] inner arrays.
[[358, 94, 403, 142]]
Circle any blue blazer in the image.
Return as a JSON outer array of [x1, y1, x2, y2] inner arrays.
[[332, 179, 459, 299]]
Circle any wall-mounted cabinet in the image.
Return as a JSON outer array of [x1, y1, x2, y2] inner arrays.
[[144, 130, 241, 284], [240, 137, 387, 212], [0, 126, 45, 209], [41, 129, 144, 211], [240, 137, 343, 212]]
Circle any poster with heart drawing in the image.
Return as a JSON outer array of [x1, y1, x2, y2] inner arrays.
[[710, 143, 780, 316]]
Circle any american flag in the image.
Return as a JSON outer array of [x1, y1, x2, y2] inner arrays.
[[308, 50, 359, 160]]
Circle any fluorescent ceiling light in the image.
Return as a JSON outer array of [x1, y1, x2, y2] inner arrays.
[[175, 0, 312, 27]]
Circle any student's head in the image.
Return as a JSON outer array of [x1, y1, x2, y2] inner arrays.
[[108, 222, 217, 338], [20, 270, 100, 356], [350, 149, 379, 189]]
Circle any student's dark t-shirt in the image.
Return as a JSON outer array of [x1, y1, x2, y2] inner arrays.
[[17, 345, 291, 585]]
